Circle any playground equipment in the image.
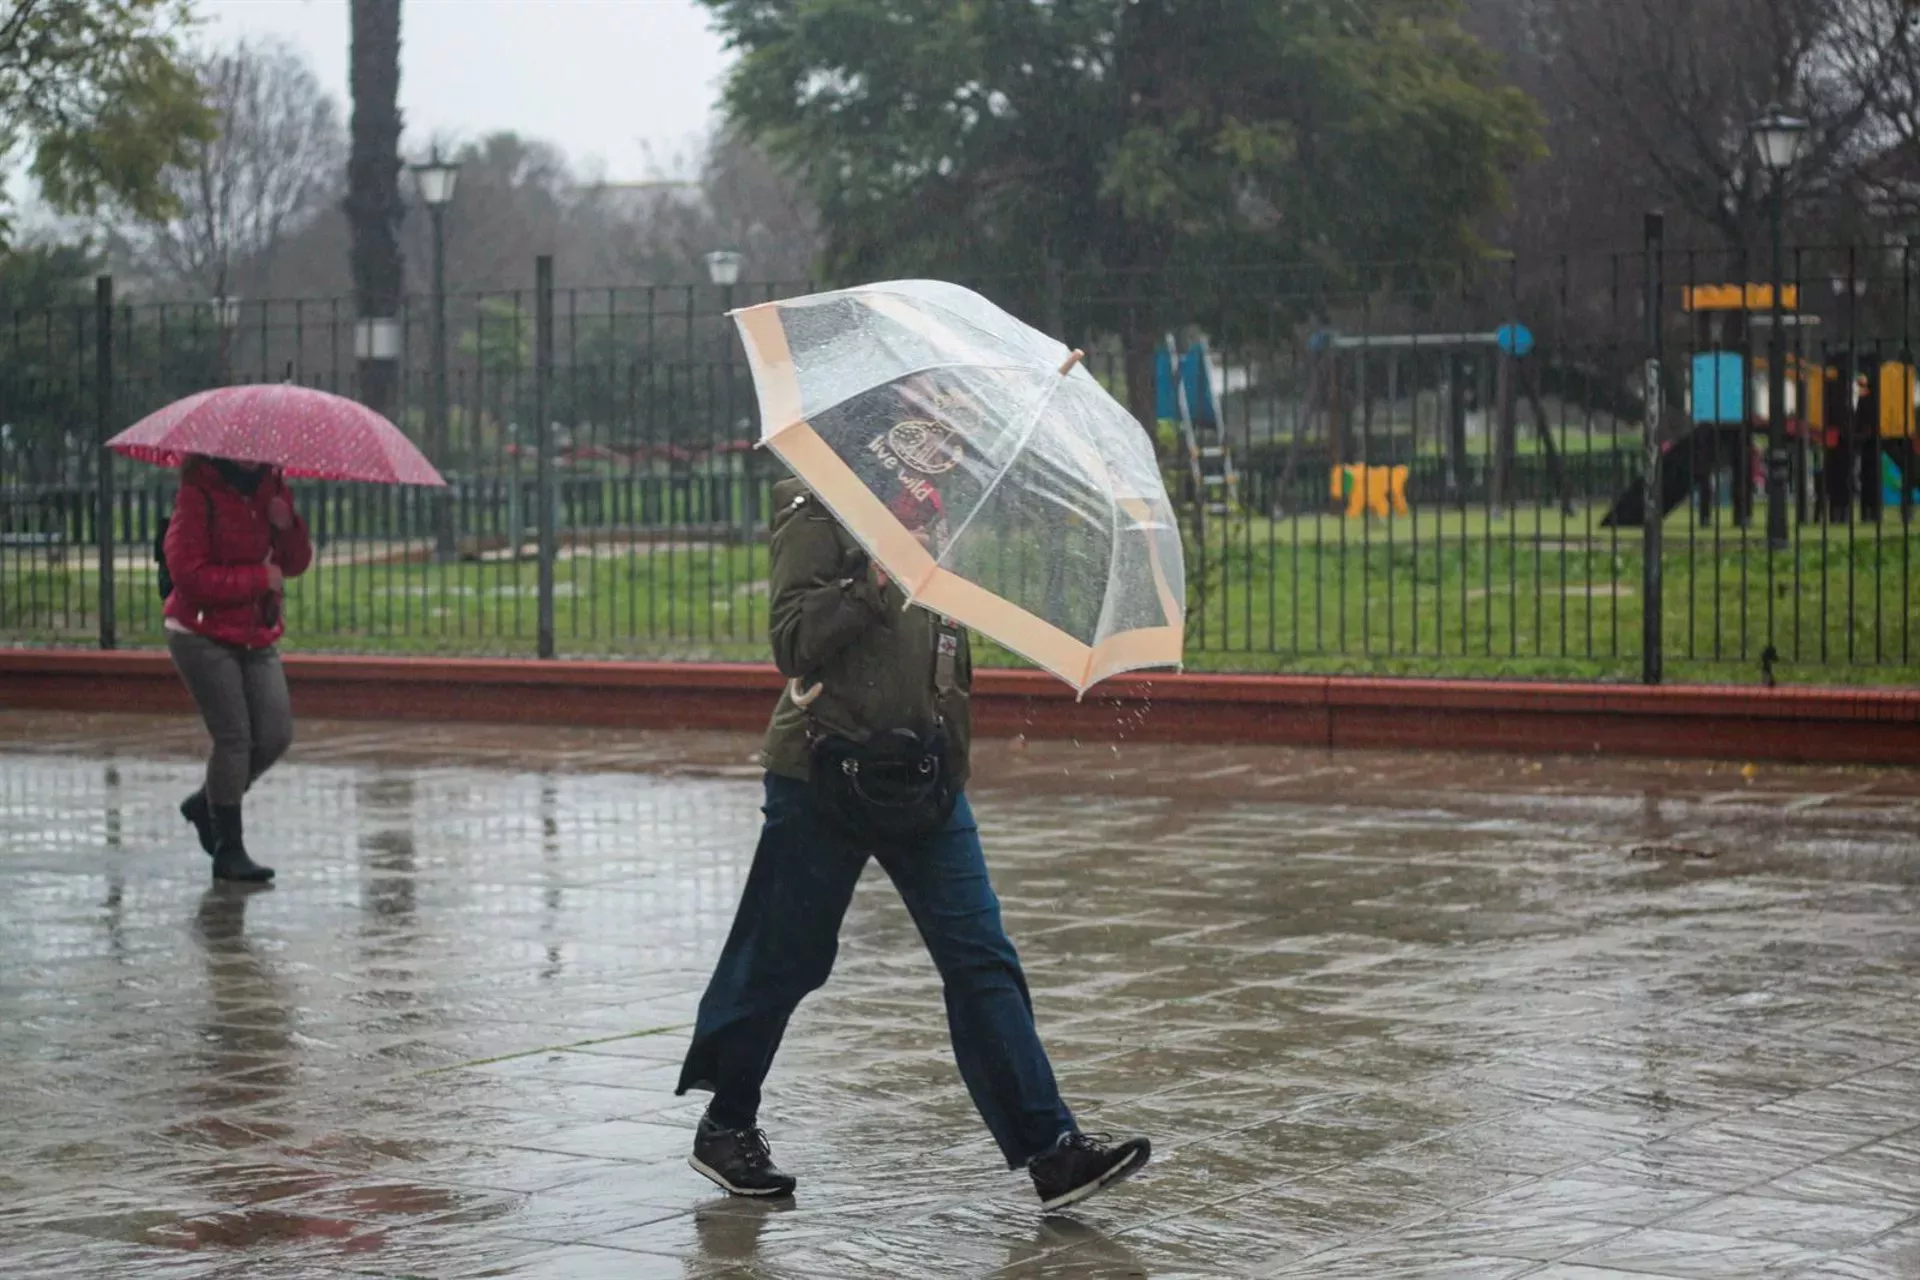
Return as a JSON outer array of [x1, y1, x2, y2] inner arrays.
[[1605, 284, 1817, 529], [1156, 335, 1238, 530], [1876, 362, 1920, 510], [1288, 322, 1572, 517], [1329, 463, 1411, 519], [1601, 283, 1917, 527]]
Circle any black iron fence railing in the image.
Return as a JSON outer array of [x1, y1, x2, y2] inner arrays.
[[4, 245, 1915, 684]]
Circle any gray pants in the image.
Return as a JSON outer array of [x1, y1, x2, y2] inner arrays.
[[166, 631, 294, 805]]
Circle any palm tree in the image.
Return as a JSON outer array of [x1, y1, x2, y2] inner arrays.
[[345, 0, 404, 414]]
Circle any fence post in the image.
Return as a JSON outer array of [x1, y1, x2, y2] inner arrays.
[[1641, 214, 1664, 685], [95, 275, 117, 651], [535, 255, 557, 659]]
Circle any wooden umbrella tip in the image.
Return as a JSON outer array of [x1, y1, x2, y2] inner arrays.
[[1058, 349, 1085, 376]]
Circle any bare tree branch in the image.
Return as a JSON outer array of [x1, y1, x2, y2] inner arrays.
[[1531, 0, 1879, 250], [113, 37, 347, 299]]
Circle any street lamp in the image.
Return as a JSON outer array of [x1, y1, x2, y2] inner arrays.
[[412, 146, 461, 560], [1752, 106, 1809, 551], [706, 250, 745, 525], [413, 149, 460, 208], [704, 249, 743, 289]]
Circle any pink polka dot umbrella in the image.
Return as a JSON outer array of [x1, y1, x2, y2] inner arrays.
[[107, 384, 446, 486]]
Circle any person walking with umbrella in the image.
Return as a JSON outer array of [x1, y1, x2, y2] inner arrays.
[[678, 281, 1189, 1209], [109, 383, 447, 883], [675, 470, 1153, 1209], [163, 455, 311, 882]]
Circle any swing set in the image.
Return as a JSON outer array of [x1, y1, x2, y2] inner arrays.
[[1280, 322, 1575, 519]]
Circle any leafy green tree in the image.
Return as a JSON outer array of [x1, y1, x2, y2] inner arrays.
[[114, 37, 348, 301], [0, 0, 213, 244], [1, 240, 222, 486], [461, 295, 533, 389], [0, 235, 94, 311], [703, 0, 1540, 427], [0, 239, 98, 485]]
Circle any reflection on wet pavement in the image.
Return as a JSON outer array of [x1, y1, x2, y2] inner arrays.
[[3, 710, 1918, 1279]]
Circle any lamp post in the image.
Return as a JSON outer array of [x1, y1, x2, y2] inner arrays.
[[211, 294, 241, 384], [1751, 106, 1809, 551], [704, 249, 743, 291], [706, 250, 744, 529], [412, 147, 461, 560]]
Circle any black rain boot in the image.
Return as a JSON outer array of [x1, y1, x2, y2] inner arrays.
[[181, 789, 216, 856], [210, 803, 275, 884]]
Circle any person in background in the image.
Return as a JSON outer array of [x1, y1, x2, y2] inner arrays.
[[674, 473, 1151, 1212], [163, 455, 312, 883]]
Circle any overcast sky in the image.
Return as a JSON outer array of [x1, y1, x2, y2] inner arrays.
[[197, 0, 734, 181]]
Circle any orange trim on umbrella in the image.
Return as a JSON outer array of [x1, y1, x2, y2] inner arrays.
[[1122, 497, 1184, 629], [1085, 625, 1185, 688], [739, 296, 1185, 693], [914, 567, 1090, 687], [732, 304, 805, 432]]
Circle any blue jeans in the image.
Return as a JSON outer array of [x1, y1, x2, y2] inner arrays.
[[677, 774, 1076, 1168]]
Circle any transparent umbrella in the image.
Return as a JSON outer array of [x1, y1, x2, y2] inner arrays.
[[732, 279, 1185, 693]]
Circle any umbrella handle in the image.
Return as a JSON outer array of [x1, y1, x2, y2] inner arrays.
[[1058, 349, 1085, 376], [789, 678, 824, 708]]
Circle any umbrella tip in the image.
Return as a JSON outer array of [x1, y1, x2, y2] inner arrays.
[[1058, 349, 1085, 376]]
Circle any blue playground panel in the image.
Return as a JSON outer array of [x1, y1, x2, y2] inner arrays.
[[1692, 353, 1746, 425], [1496, 323, 1534, 358], [1156, 343, 1218, 426], [1886, 450, 1920, 507]]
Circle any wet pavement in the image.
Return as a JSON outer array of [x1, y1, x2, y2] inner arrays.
[[2, 709, 1918, 1279]]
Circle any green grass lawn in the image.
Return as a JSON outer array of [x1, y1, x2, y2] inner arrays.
[[1180, 505, 1920, 684], [6, 505, 1916, 687]]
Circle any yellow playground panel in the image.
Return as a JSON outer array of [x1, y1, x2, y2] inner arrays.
[[1682, 283, 1801, 312], [1879, 362, 1917, 438], [1741, 355, 1827, 427], [1682, 281, 1919, 438], [1329, 464, 1411, 519]]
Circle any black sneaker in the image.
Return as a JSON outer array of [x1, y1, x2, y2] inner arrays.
[[689, 1115, 797, 1198], [1029, 1132, 1150, 1211]]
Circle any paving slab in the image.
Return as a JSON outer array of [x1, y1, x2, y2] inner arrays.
[[3, 710, 1918, 1279]]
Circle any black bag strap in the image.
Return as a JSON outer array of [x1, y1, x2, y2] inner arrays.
[[156, 481, 218, 559]]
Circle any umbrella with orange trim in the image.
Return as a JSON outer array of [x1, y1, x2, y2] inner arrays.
[[730, 279, 1185, 694]]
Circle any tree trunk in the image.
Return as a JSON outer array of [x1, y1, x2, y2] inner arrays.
[[346, 0, 404, 415], [1122, 326, 1163, 462]]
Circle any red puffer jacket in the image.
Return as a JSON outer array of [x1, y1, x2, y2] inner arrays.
[[163, 460, 313, 649]]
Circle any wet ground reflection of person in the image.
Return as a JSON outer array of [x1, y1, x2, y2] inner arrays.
[[692, 1198, 794, 1270], [1004, 1216, 1151, 1275], [190, 883, 295, 1116]]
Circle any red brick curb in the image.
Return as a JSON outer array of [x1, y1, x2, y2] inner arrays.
[[2, 649, 1915, 765]]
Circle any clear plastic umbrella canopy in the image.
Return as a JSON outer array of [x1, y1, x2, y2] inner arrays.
[[732, 279, 1185, 693]]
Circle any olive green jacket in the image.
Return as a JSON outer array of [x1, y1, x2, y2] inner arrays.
[[761, 477, 973, 788]]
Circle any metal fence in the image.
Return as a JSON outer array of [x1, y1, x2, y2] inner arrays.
[[4, 235, 1917, 685]]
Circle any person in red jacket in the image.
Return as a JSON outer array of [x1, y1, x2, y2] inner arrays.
[[164, 456, 313, 882]]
